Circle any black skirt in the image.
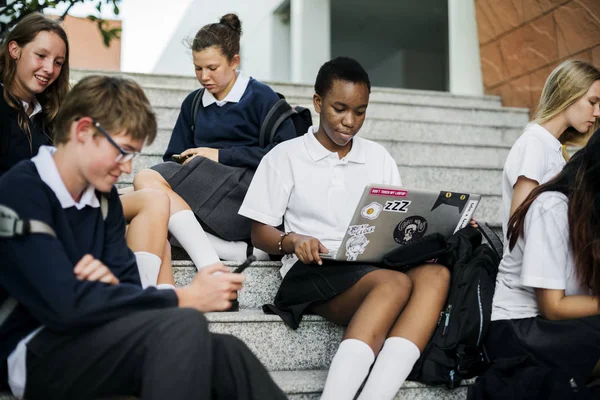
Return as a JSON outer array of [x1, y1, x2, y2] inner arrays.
[[263, 260, 379, 329], [152, 157, 254, 241], [485, 316, 600, 379]]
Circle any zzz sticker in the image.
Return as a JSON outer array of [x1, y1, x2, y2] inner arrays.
[[383, 200, 411, 213]]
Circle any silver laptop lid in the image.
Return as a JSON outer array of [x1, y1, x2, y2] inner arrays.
[[336, 184, 481, 263]]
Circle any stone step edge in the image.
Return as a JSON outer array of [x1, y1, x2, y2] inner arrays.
[[271, 369, 475, 394]]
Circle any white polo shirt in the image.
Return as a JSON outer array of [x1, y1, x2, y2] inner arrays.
[[501, 123, 565, 237], [491, 191, 588, 320], [239, 126, 401, 277]]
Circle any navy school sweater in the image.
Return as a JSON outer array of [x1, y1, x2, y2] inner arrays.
[[0, 93, 51, 178], [163, 78, 296, 169], [0, 161, 178, 362]]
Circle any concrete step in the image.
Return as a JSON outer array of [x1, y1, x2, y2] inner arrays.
[[154, 103, 527, 130], [0, 372, 470, 400], [145, 121, 523, 158], [273, 369, 470, 399], [71, 68, 503, 110]]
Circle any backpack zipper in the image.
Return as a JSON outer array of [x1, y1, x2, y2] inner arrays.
[[476, 278, 483, 346], [449, 369, 456, 389], [442, 304, 452, 336]]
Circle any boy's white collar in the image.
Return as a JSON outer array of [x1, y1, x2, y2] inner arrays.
[[32, 146, 100, 210]]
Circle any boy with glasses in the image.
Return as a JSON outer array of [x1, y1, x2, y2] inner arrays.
[[0, 75, 286, 400]]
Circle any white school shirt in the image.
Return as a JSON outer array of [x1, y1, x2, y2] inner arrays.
[[202, 71, 249, 107], [491, 191, 588, 321], [238, 126, 401, 278], [501, 123, 565, 237], [7, 146, 100, 399]]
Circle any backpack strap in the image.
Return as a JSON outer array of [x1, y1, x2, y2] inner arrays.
[[477, 222, 503, 260], [259, 98, 296, 148], [189, 88, 205, 133]]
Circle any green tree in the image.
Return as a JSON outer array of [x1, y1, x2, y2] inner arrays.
[[0, 0, 122, 46]]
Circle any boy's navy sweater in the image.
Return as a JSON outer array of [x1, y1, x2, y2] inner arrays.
[[0, 162, 178, 362], [0, 93, 50, 178], [163, 78, 296, 169]]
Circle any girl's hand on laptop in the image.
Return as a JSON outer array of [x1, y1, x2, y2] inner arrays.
[[180, 147, 219, 164], [289, 233, 329, 265], [469, 219, 479, 228], [74, 254, 120, 285]]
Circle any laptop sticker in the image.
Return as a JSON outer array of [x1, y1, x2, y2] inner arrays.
[[361, 202, 383, 220], [346, 224, 376, 261], [394, 216, 427, 245], [383, 200, 411, 213], [431, 191, 470, 213], [370, 187, 408, 197]]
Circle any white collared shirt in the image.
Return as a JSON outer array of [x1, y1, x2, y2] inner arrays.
[[202, 71, 250, 108], [0, 82, 42, 117], [32, 146, 100, 210], [492, 192, 588, 320], [501, 123, 565, 237], [8, 145, 99, 398], [239, 126, 401, 277]]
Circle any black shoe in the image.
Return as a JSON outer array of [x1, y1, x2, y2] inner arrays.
[[226, 298, 240, 312]]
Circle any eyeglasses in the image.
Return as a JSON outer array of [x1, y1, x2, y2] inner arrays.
[[89, 118, 140, 164]]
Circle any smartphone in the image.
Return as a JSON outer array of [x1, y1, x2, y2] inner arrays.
[[171, 154, 192, 164], [232, 255, 256, 274]]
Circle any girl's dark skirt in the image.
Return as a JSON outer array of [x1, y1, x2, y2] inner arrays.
[[485, 316, 600, 378], [151, 157, 254, 242], [263, 260, 380, 329]]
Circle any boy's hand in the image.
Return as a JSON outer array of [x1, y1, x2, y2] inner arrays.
[[290, 233, 328, 265], [176, 263, 245, 312], [74, 254, 120, 285], [180, 147, 219, 164]]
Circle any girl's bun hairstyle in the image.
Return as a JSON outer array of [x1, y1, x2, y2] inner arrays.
[[192, 13, 242, 61]]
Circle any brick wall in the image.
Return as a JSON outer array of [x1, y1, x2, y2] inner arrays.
[[476, 0, 600, 115]]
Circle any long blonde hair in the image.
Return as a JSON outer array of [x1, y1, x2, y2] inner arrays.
[[0, 13, 70, 146], [533, 60, 600, 159]]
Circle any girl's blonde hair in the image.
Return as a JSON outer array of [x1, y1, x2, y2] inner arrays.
[[533, 60, 600, 159], [0, 13, 70, 146]]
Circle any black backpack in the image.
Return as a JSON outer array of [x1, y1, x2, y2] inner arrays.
[[189, 89, 312, 147], [383, 224, 503, 388]]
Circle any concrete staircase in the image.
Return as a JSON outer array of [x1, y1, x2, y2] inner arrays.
[[0, 70, 529, 399]]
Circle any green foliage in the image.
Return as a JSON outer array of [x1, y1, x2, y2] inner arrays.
[[0, 0, 122, 47]]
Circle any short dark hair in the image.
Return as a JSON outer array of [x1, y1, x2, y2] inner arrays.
[[314, 57, 371, 97], [192, 13, 242, 61]]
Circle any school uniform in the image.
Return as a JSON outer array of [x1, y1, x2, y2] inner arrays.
[[152, 72, 297, 241], [0, 147, 286, 400], [487, 191, 600, 380], [0, 90, 50, 178], [239, 127, 401, 329]]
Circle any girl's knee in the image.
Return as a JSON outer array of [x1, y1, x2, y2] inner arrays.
[[137, 188, 170, 218], [411, 263, 450, 290], [372, 271, 413, 299], [133, 169, 166, 190]]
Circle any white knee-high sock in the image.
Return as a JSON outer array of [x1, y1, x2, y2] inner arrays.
[[134, 251, 161, 289], [205, 232, 270, 261], [168, 210, 219, 269], [321, 339, 375, 400], [356, 337, 421, 400]]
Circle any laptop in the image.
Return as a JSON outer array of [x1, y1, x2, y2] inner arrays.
[[321, 184, 481, 263]]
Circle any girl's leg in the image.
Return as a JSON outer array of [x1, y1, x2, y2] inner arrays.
[[157, 239, 175, 286], [121, 189, 171, 287], [357, 264, 450, 400], [133, 169, 219, 269], [309, 269, 413, 400]]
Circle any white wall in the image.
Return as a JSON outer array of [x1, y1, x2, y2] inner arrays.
[[149, 0, 285, 79]]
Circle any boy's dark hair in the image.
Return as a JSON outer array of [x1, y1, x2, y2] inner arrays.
[[53, 75, 157, 145], [314, 57, 371, 97], [192, 13, 242, 61]]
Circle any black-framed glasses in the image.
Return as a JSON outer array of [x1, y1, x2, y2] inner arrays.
[[89, 118, 140, 164]]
